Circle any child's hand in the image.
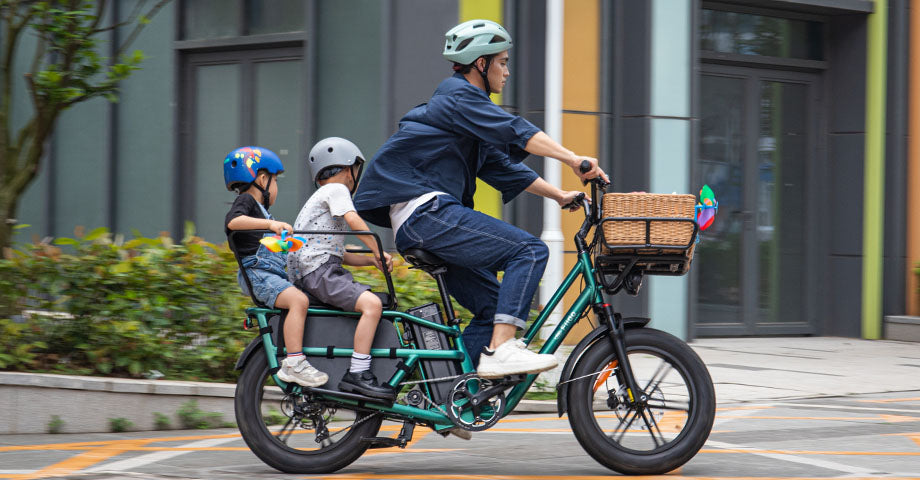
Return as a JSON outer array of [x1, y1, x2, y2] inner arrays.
[[268, 220, 293, 236], [373, 252, 393, 272]]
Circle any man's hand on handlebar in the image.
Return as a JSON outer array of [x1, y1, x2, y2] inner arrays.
[[558, 190, 587, 212], [571, 156, 610, 184]]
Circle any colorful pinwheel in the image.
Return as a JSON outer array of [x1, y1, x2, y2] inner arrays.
[[259, 230, 307, 253], [694, 184, 718, 231]]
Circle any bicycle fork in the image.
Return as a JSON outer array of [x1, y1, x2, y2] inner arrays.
[[595, 302, 646, 406]]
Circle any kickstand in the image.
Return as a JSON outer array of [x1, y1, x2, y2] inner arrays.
[[362, 420, 416, 449]]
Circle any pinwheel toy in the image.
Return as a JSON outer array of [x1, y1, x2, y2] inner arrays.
[[260, 230, 307, 253], [694, 184, 718, 231]]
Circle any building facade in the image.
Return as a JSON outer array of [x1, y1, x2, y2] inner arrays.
[[9, 0, 917, 343]]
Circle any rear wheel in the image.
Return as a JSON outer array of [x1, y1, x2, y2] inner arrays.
[[235, 350, 382, 474], [567, 328, 715, 475]]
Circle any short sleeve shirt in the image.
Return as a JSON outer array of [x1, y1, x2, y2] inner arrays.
[[287, 183, 355, 281], [224, 193, 267, 258]]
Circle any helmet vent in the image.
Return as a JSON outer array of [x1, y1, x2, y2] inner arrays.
[[473, 22, 485, 28], [456, 38, 473, 52], [310, 156, 315, 162], [327, 147, 334, 153], [489, 35, 506, 44], [231, 160, 238, 168]]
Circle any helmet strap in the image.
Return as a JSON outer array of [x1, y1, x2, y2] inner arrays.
[[249, 173, 273, 210], [477, 55, 494, 95]]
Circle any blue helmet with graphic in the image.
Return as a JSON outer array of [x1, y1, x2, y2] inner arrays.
[[223, 146, 284, 191]]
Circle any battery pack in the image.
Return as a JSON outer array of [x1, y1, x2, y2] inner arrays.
[[405, 303, 462, 405]]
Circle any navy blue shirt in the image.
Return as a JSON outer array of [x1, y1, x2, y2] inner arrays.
[[353, 73, 541, 227]]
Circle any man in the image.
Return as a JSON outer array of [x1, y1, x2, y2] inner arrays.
[[354, 19, 608, 378]]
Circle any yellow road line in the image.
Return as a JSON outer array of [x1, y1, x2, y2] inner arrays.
[[700, 448, 920, 456], [13, 440, 149, 480], [305, 475, 920, 480], [857, 397, 920, 403], [713, 414, 920, 422]]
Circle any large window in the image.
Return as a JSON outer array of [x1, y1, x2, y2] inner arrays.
[[700, 9, 824, 61], [181, 0, 304, 39]]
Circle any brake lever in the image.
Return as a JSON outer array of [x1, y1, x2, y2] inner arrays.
[[561, 192, 586, 211]]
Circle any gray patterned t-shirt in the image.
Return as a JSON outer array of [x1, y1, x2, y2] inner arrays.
[[287, 183, 354, 281]]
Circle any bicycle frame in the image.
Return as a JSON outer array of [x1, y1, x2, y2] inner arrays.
[[232, 227, 605, 427]]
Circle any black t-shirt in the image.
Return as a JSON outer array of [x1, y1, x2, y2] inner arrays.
[[225, 193, 268, 258]]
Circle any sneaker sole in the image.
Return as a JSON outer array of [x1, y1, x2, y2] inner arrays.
[[338, 382, 397, 401], [476, 360, 558, 379], [276, 372, 329, 387]]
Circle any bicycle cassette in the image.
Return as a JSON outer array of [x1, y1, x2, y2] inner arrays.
[[445, 373, 505, 432]]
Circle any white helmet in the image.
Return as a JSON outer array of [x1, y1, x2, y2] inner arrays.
[[442, 19, 512, 66], [307, 137, 365, 185]]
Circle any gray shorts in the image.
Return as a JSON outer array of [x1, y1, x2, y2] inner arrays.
[[293, 257, 371, 311]]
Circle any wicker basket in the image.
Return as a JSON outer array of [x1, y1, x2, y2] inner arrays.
[[603, 193, 696, 256]]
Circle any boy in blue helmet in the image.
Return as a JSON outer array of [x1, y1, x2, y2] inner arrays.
[[224, 146, 329, 387]]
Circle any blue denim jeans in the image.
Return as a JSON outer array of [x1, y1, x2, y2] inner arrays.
[[395, 195, 549, 365], [237, 244, 292, 309]]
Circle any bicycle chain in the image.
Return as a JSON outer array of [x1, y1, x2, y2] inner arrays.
[[554, 366, 618, 388]]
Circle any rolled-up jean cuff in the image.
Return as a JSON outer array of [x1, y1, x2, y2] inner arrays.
[[494, 313, 527, 330]]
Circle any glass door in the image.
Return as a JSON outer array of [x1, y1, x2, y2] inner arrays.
[[694, 65, 817, 336]]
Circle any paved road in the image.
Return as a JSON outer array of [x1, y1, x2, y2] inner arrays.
[[2, 391, 919, 479]]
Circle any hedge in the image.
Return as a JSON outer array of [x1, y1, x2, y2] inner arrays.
[[0, 225, 470, 382]]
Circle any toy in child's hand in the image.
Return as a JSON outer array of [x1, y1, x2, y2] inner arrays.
[[260, 230, 307, 252], [695, 184, 718, 231]]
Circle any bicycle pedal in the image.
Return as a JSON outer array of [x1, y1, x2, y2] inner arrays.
[[361, 437, 405, 449]]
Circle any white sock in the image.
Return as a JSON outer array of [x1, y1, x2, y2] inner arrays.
[[350, 352, 371, 373], [285, 352, 304, 364]]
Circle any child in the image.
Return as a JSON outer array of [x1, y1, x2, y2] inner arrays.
[[287, 137, 395, 400], [223, 146, 329, 388]]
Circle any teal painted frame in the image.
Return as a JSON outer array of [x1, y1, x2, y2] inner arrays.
[[246, 250, 602, 426]]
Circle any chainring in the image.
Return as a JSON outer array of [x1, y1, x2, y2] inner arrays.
[[445, 373, 505, 432]]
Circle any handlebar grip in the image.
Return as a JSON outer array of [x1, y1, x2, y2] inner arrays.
[[579, 160, 591, 174], [561, 192, 586, 210]]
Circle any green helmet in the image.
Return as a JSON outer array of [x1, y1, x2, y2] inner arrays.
[[443, 19, 512, 66]]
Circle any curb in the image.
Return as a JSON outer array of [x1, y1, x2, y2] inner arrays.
[[0, 372, 557, 434]]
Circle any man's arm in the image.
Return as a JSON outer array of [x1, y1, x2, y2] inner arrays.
[[343, 211, 393, 272], [525, 177, 584, 212], [524, 131, 609, 183]]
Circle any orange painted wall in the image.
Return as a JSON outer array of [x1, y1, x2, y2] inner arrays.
[[908, 0, 920, 315], [561, 0, 601, 344]]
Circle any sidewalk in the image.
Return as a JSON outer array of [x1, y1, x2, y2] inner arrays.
[[1, 336, 918, 433], [691, 336, 920, 404]]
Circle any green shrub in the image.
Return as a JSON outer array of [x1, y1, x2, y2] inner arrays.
[[47, 415, 64, 434], [177, 400, 225, 430], [109, 417, 133, 432], [153, 412, 171, 430], [0, 225, 474, 383]]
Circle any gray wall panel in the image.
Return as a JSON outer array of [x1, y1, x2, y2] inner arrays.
[[116, 0, 176, 238], [828, 133, 864, 256], [53, 98, 109, 237], [315, 0, 385, 156], [828, 255, 862, 337], [827, 14, 866, 134], [390, 0, 458, 132]]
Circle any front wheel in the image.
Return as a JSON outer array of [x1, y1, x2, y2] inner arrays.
[[567, 328, 715, 475], [235, 349, 382, 474]]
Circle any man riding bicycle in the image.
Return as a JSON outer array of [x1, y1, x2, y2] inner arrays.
[[353, 19, 608, 378]]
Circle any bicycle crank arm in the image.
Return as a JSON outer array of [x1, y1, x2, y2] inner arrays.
[[469, 374, 525, 407]]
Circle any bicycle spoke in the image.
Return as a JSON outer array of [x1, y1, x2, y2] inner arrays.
[[274, 417, 296, 444], [646, 400, 690, 412], [611, 408, 640, 443], [639, 407, 666, 447], [642, 359, 673, 394]]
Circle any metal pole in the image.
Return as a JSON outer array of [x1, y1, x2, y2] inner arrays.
[[540, 0, 564, 339]]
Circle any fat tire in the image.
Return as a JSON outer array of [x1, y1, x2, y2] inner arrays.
[[235, 350, 382, 473], [567, 328, 715, 475]]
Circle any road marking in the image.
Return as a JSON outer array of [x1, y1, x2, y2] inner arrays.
[[773, 402, 920, 414], [82, 436, 238, 473], [305, 475, 920, 480], [704, 440, 879, 475], [13, 440, 148, 480], [857, 397, 920, 404], [715, 414, 920, 423]]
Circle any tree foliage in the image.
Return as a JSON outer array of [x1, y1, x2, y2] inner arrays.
[[0, 0, 170, 253]]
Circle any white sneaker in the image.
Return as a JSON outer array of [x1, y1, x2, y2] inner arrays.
[[277, 356, 329, 387], [476, 339, 559, 379]]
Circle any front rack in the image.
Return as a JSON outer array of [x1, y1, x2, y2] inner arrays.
[[594, 217, 699, 294]]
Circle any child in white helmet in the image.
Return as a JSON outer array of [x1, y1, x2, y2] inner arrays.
[[287, 137, 395, 400]]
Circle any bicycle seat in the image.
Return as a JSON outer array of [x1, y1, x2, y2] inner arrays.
[[402, 248, 447, 269]]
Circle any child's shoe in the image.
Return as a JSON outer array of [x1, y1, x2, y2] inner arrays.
[[277, 356, 329, 387], [339, 371, 397, 400], [476, 338, 558, 379]]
